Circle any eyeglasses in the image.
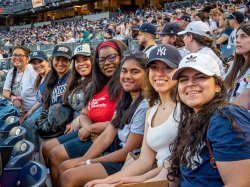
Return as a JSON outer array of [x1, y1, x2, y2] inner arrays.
[[97, 53, 119, 66], [12, 54, 27, 59], [123, 50, 146, 58]]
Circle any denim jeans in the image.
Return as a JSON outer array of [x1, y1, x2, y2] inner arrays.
[[0, 98, 20, 126], [21, 106, 43, 151]]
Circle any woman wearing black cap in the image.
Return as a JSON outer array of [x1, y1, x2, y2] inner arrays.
[[20, 50, 50, 151], [87, 44, 182, 187]]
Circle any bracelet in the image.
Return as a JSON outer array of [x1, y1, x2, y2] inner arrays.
[[12, 96, 22, 103], [86, 159, 91, 165]]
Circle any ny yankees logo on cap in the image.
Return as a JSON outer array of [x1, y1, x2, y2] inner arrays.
[[32, 52, 38, 56], [157, 46, 167, 56]]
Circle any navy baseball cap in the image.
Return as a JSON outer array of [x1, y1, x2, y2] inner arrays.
[[29, 51, 48, 63], [159, 23, 183, 35], [180, 15, 191, 22], [139, 23, 156, 35], [227, 11, 245, 23], [146, 44, 182, 68], [106, 28, 115, 36], [52, 45, 72, 59]]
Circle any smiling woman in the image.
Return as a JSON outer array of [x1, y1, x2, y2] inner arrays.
[[2, 45, 37, 114], [168, 53, 250, 187]]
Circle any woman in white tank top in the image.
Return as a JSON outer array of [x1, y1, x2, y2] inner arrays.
[[86, 44, 182, 187]]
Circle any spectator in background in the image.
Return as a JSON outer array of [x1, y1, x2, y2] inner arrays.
[[177, 15, 191, 30], [226, 11, 245, 57], [103, 28, 115, 40], [138, 23, 157, 57]]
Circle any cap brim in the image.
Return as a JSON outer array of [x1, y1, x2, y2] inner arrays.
[[177, 30, 187, 35], [71, 52, 91, 59], [172, 66, 215, 80], [29, 57, 46, 63], [146, 58, 178, 69], [53, 53, 71, 60]]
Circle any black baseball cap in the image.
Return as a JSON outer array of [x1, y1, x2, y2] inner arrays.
[[29, 51, 48, 63], [227, 11, 245, 23], [159, 23, 183, 35], [106, 28, 115, 36], [180, 15, 191, 22], [139, 23, 156, 35], [52, 45, 72, 59], [146, 44, 182, 68]]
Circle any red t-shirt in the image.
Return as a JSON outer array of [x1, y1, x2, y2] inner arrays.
[[87, 84, 118, 123]]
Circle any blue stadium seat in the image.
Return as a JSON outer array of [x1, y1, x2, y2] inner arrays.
[[5, 140, 34, 168], [0, 127, 26, 172], [0, 161, 48, 187], [0, 126, 26, 146], [0, 116, 19, 131]]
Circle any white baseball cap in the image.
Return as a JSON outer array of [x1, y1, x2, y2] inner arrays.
[[177, 21, 210, 37], [72, 44, 91, 59], [172, 53, 221, 80]]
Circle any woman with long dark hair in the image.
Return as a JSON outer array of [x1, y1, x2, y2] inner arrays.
[[59, 50, 148, 187], [224, 24, 250, 110], [2, 45, 36, 115], [42, 39, 127, 187], [168, 53, 250, 186]]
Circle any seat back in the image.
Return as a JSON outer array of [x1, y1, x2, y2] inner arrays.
[[0, 161, 48, 187], [5, 140, 34, 168], [0, 126, 26, 146], [0, 116, 19, 131]]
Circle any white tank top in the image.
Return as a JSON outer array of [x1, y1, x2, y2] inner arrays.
[[147, 103, 180, 167]]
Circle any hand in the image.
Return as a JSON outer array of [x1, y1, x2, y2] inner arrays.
[[85, 179, 111, 187], [13, 99, 22, 108], [75, 157, 88, 167], [78, 126, 90, 141], [108, 176, 146, 186], [64, 124, 72, 134], [90, 133, 99, 142], [19, 111, 30, 124]]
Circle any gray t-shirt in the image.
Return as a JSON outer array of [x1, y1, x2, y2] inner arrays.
[[118, 99, 148, 149]]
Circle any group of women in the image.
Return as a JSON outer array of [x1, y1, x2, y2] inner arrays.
[[0, 23, 250, 187]]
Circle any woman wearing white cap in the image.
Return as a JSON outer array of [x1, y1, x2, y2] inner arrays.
[[177, 21, 227, 78], [168, 53, 250, 187]]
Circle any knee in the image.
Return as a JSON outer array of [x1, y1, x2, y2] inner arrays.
[[48, 148, 63, 167], [58, 161, 69, 179], [59, 170, 72, 187]]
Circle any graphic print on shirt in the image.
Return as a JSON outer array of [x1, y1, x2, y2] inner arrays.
[[88, 97, 107, 109], [51, 84, 67, 104]]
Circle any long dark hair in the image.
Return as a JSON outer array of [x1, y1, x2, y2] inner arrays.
[[167, 76, 246, 180], [111, 52, 147, 129], [34, 59, 50, 90], [63, 54, 93, 105], [43, 57, 70, 109], [83, 39, 128, 106], [10, 45, 30, 96], [224, 24, 250, 91]]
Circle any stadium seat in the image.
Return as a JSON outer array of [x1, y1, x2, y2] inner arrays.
[[0, 127, 26, 172], [0, 161, 48, 187], [0, 116, 19, 131], [5, 140, 34, 169], [0, 126, 26, 146]]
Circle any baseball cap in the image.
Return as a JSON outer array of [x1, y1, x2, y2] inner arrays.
[[180, 15, 191, 22], [146, 44, 182, 68], [172, 53, 221, 80], [177, 21, 210, 37], [29, 51, 48, 63], [159, 23, 183, 35], [72, 44, 91, 59], [106, 28, 115, 36], [227, 11, 245, 23], [139, 23, 156, 35], [52, 45, 72, 59]]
